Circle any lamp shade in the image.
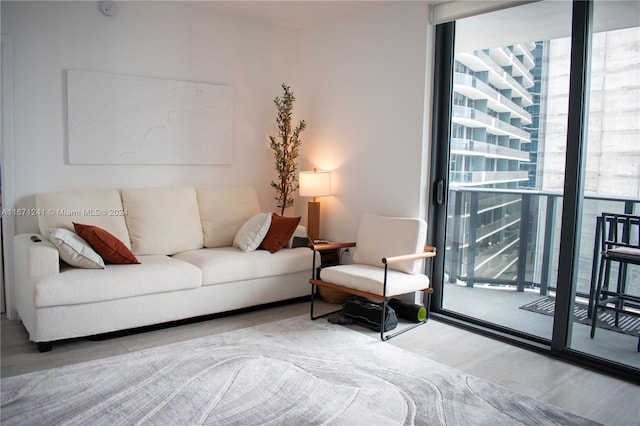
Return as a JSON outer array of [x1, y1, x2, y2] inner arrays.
[[299, 170, 332, 197]]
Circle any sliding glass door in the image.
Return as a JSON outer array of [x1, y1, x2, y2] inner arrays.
[[568, 2, 640, 367], [430, 0, 640, 376], [439, 1, 572, 341]]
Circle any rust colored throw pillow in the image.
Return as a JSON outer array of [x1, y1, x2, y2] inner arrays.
[[259, 214, 301, 253], [73, 222, 140, 264]]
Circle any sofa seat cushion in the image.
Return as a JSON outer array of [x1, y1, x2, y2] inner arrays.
[[172, 247, 313, 286], [34, 255, 202, 308], [320, 264, 430, 297]]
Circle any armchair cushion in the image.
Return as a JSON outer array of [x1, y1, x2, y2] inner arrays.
[[352, 214, 427, 274], [320, 264, 429, 297], [607, 246, 640, 262]]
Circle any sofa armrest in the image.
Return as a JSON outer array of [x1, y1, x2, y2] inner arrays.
[[287, 225, 308, 248], [13, 233, 60, 333], [14, 233, 60, 278]]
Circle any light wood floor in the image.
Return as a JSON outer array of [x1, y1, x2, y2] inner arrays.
[[2, 300, 639, 426]]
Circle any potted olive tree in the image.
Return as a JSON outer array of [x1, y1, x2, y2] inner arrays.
[[269, 83, 306, 215]]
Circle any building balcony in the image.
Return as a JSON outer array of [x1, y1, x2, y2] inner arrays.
[[452, 105, 531, 142], [450, 170, 530, 186], [489, 46, 535, 88], [476, 215, 521, 243], [512, 42, 536, 69], [474, 232, 520, 279], [454, 73, 532, 125], [456, 229, 520, 277], [442, 282, 639, 369], [443, 187, 640, 369], [446, 187, 640, 297], [478, 193, 521, 213], [457, 51, 533, 107], [449, 193, 521, 217], [451, 138, 530, 161]]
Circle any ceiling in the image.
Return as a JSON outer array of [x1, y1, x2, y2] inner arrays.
[[456, 0, 640, 52], [187, 1, 449, 30]]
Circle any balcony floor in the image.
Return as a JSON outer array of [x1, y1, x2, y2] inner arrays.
[[442, 282, 640, 369]]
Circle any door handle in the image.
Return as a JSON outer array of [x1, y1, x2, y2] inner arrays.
[[436, 180, 445, 205]]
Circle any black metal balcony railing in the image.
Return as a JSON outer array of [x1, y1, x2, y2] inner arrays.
[[445, 187, 640, 299]]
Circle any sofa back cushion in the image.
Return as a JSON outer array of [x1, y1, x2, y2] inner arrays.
[[36, 189, 132, 249], [121, 186, 203, 255], [352, 214, 427, 274], [197, 186, 261, 248]]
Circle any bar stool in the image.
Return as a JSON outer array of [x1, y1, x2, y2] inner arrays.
[[589, 213, 640, 351]]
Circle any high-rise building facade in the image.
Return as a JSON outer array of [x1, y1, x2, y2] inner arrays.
[[542, 26, 640, 296], [447, 43, 536, 283], [448, 25, 640, 294]]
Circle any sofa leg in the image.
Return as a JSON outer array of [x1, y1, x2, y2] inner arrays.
[[36, 342, 53, 353]]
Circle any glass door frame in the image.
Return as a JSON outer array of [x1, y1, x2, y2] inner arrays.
[[427, 0, 639, 381]]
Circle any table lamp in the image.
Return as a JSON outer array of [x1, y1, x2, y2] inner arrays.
[[299, 168, 332, 242]]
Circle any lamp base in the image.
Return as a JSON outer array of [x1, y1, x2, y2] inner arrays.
[[307, 201, 320, 242]]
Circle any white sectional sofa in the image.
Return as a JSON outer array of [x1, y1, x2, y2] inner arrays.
[[13, 185, 315, 351]]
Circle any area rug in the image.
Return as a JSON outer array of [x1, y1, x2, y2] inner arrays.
[[1, 315, 599, 425], [520, 296, 640, 337]]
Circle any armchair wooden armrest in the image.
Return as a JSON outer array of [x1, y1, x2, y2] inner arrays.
[[383, 246, 437, 264], [311, 241, 357, 251]]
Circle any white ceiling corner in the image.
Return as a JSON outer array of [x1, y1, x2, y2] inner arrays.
[[185, 1, 449, 30]]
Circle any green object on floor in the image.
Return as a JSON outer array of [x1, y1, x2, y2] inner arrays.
[[389, 298, 427, 323], [417, 307, 427, 322]]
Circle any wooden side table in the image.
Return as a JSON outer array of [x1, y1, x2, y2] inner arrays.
[[319, 246, 340, 268], [312, 241, 355, 304]]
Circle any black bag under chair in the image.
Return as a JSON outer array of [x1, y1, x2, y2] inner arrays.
[[342, 296, 398, 332]]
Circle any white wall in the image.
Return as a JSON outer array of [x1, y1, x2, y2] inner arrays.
[[1, 1, 435, 315], [297, 3, 433, 242], [1, 0, 300, 317], [2, 1, 299, 235]]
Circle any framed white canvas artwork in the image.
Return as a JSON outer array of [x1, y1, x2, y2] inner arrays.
[[67, 70, 233, 165]]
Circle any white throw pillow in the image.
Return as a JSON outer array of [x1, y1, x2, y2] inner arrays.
[[46, 228, 105, 269], [233, 213, 272, 252]]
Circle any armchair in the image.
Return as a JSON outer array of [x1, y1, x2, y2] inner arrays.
[[309, 214, 436, 340]]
